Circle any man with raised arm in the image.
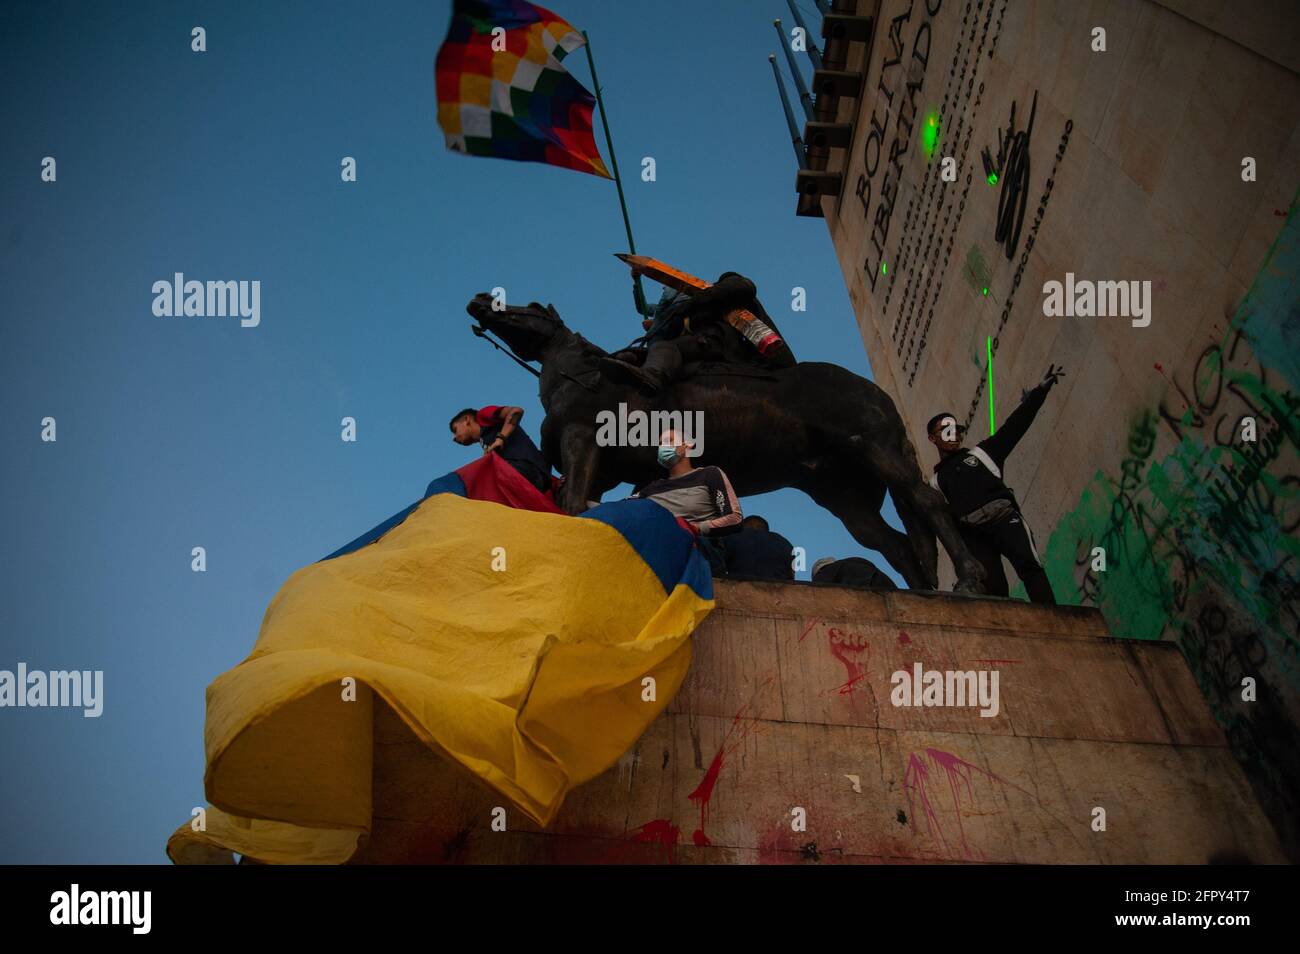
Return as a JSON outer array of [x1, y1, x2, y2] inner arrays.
[[925, 365, 1065, 604]]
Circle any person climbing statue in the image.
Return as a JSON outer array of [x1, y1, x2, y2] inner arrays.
[[449, 403, 553, 494], [599, 270, 792, 394], [925, 364, 1065, 604], [640, 284, 690, 344]]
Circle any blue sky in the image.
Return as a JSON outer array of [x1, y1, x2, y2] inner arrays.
[[0, 0, 905, 863]]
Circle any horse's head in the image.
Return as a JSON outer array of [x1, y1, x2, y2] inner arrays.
[[467, 293, 567, 362]]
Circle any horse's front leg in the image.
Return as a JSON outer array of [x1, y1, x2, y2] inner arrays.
[[558, 425, 599, 515]]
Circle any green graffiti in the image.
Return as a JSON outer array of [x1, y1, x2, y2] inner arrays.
[[1037, 410, 1174, 638], [1042, 200, 1300, 650], [1033, 200, 1300, 857], [1043, 345, 1300, 639]]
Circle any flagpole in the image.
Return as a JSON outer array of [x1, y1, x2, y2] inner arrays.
[[582, 29, 649, 318]]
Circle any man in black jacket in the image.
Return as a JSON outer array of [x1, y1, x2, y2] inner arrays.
[[722, 515, 795, 580], [926, 365, 1065, 604], [599, 271, 792, 393], [811, 556, 897, 590]]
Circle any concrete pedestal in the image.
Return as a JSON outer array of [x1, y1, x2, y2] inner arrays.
[[355, 579, 1284, 864]]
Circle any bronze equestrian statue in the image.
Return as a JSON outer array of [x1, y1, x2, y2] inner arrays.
[[466, 293, 986, 593]]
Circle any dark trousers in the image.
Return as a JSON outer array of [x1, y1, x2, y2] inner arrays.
[[642, 333, 721, 380], [505, 458, 552, 494], [960, 510, 1056, 604], [697, 535, 728, 577]]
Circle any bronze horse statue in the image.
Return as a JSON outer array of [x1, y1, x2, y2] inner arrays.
[[467, 294, 985, 592]]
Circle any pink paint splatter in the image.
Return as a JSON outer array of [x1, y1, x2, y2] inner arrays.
[[902, 747, 1033, 861]]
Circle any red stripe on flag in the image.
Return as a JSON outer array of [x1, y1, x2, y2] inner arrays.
[[455, 453, 564, 515]]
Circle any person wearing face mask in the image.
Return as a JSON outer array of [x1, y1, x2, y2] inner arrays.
[[926, 364, 1065, 604], [634, 429, 743, 544]]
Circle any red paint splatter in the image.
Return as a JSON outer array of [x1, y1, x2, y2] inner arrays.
[[631, 819, 681, 863], [757, 824, 802, 864], [798, 616, 823, 643], [828, 673, 868, 696], [897, 631, 912, 646], [902, 748, 1033, 860], [1275, 209, 1288, 217], [686, 679, 774, 846], [687, 748, 725, 845], [1153, 363, 1163, 372], [827, 627, 869, 696]]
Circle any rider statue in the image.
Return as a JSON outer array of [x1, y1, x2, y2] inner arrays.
[[599, 270, 795, 394]]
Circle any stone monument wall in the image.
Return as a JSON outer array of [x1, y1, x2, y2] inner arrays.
[[810, 0, 1300, 859], [359, 580, 1284, 864]]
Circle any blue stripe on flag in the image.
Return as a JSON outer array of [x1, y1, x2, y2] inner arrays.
[[321, 472, 468, 561], [579, 499, 713, 600]]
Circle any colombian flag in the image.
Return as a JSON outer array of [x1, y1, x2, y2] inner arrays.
[[435, 0, 611, 178], [167, 453, 712, 864]]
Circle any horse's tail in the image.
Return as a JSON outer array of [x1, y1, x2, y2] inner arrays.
[[891, 424, 941, 589]]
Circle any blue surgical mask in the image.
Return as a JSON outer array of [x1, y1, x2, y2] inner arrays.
[[657, 445, 679, 468]]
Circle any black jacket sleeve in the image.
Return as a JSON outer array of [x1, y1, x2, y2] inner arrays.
[[979, 382, 1050, 468], [774, 532, 796, 580], [687, 275, 757, 315]]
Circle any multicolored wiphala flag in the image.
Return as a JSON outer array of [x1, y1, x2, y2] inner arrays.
[[435, 0, 611, 178]]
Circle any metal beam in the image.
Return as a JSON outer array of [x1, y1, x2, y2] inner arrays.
[[784, 0, 824, 72], [773, 19, 815, 121], [768, 55, 807, 169]]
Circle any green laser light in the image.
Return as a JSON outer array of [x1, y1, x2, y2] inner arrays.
[[987, 173, 998, 185], [881, 261, 888, 276], [987, 336, 996, 436], [921, 110, 940, 158]]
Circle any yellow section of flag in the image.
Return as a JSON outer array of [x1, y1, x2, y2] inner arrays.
[[168, 486, 713, 864]]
